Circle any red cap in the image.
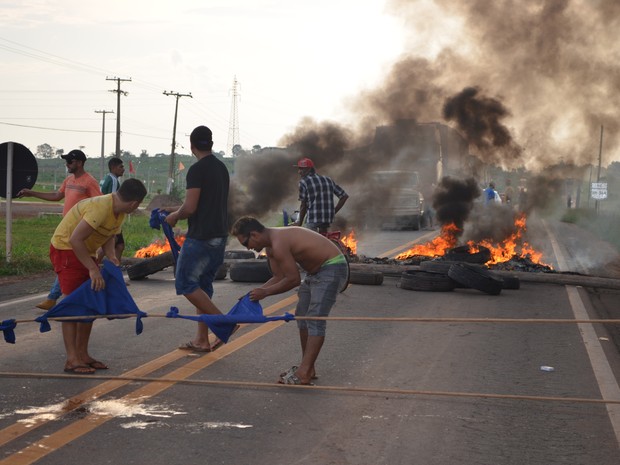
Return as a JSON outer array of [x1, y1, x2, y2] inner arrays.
[[294, 157, 314, 168]]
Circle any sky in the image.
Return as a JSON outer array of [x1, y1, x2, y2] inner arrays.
[[0, 0, 407, 157], [2, 0, 620, 170]]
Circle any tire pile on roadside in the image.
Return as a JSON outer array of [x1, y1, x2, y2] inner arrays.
[[398, 245, 520, 295]]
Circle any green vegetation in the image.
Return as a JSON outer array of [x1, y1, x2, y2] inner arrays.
[[0, 213, 183, 277], [561, 208, 620, 252]]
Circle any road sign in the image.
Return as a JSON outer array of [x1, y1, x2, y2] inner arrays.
[[591, 182, 608, 200]]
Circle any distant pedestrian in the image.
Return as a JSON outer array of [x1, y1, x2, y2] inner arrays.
[[291, 157, 349, 234], [100, 157, 126, 261], [17, 149, 101, 310]]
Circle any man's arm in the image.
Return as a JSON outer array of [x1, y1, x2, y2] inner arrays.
[[164, 188, 200, 227], [334, 193, 349, 215], [17, 188, 64, 202], [294, 201, 308, 227], [249, 253, 301, 301], [69, 219, 105, 291]]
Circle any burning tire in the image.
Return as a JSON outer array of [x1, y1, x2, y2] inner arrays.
[[444, 245, 491, 264], [229, 260, 273, 283], [399, 270, 455, 292], [127, 251, 175, 281], [349, 270, 383, 286], [448, 263, 503, 295]]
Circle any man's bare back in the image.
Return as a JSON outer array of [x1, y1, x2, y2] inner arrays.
[[267, 226, 341, 274]]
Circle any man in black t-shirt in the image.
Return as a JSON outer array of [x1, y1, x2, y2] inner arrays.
[[164, 125, 231, 352]]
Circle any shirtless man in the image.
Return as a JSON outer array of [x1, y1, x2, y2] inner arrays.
[[231, 216, 348, 385]]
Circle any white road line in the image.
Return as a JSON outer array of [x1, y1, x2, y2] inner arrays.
[[543, 219, 620, 445], [0, 293, 47, 309]]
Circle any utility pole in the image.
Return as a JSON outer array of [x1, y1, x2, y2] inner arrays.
[[95, 109, 114, 180], [595, 125, 604, 214], [163, 90, 192, 194], [227, 76, 240, 157], [106, 77, 131, 158]]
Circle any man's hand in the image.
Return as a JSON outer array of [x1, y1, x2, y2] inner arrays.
[[88, 267, 105, 292], [16, 188, 31, 198], [164, 211, 179, 227], [249, 287, 269, 301]]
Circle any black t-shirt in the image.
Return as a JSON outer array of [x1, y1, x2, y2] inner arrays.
[[185, 155, 230, 239]]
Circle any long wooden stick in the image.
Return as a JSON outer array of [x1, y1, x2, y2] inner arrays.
[[0, 371, 618, 405], [11, 314, 620, 324]]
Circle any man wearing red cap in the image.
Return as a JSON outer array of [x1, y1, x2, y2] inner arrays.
[[292, 157, 348, 234]]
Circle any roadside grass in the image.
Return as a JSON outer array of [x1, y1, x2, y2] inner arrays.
[[0, 212, 180, 277], [561, 208, 620, 252]]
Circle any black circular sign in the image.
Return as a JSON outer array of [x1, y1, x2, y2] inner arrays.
[[0, 142, 38, 199]]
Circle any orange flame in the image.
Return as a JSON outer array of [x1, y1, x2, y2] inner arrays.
[[340, 229, 357, 255], [396, 214, 550, 267], [471, 214, 549, 266], [134, 235, 186, 258], [396, 223, 461, 260]]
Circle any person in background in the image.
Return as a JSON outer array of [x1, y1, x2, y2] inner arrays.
[[100, 157, 126, 261], [291, 157, 349, 234], [232, 216, 348, 385], [50, 178, 147, 374], [504, 178, 515, 206], [483, 182, 500, 205], [164, 125, 231, 353], [17, 149, 102, 310]]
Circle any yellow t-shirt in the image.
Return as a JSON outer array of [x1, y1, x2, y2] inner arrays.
[[51, 194, 125, 255]]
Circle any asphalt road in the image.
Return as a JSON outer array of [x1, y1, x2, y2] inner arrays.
[[0, 223, 620, 464]]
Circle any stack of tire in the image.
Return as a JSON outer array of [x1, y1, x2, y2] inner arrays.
[[228, 250, 272, 283], [127, 250, 229, 281], [399, 245, 519, 295]]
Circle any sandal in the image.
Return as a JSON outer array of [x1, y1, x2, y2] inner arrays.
[[87, 360, 109, 370], [64, 365, 96, 374], [278, 370, 314, 386], [280, 365, 318, 380], [178, 341, 212, 352]]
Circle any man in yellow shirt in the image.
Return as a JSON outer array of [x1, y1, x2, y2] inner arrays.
[[50, 178, 147, 374]]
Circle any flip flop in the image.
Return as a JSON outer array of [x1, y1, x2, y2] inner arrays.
[[87, 360, 109, 370], [278, 371, 314, 386], [280, 365, 318, 380], [178, 341, 212, 353], [211, 325, 241, 351], [64, 365, 96, 374]]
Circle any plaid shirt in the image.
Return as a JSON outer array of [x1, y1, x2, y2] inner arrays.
[[298, 172, 347, 224]]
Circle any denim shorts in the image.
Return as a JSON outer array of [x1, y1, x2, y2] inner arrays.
[[175, 236, 226, 297], [295, 262, 348, 336]]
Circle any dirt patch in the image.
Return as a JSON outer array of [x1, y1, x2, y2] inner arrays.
[[146, 194, 182, 212], [0, 270, 56, 301]]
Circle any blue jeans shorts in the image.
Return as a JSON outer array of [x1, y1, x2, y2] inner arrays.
[[295, 262, 348, 336], [175, 236, 226, 297]]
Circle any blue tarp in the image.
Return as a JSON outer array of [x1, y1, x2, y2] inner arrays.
[[149, 208, 181, 262], [166, 295, 295, 343], [35, 260, 147, 335]]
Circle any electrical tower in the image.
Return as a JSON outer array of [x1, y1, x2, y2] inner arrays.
[[95, 109, 114, 180], [163, 90, 192, 194], [106, 77, 131, 158], [227, 76, 240, 157]]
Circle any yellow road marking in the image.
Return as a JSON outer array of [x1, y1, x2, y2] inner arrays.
[[0, 294, 298, 463]]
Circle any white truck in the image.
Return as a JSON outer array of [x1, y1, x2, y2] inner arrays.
[[372, 170, 425, 230]]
